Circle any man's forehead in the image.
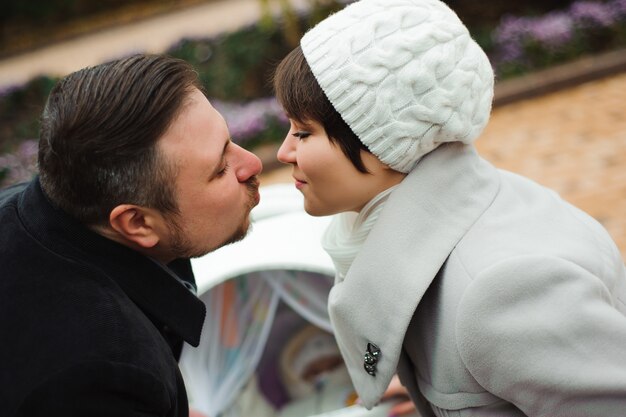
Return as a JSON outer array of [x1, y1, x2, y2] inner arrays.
[[156, 91, 229, 169]]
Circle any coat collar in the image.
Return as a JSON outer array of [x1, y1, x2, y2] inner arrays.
[[327, 143, 500, 408], [17, 178, 206, 347]]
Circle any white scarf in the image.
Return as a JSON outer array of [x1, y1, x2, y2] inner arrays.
[[321, 185, 399, 282]]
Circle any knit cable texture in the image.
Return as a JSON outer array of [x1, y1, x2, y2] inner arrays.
[[301, 0, 495, 173]]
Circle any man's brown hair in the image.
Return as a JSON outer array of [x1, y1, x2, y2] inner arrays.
[[38, 54, 201, 225]]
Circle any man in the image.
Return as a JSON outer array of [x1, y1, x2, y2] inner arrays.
[[0, 54, 262, 416]]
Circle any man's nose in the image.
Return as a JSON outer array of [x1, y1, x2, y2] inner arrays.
[[234, 144, 262, 182]]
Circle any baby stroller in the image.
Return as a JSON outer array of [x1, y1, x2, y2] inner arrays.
[[180, 185, 413, 417]]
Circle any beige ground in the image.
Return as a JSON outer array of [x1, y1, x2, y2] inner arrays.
[[261, 72, 626, 257]]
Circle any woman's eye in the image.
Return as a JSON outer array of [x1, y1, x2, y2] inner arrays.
[[292, 131, 311, 140]]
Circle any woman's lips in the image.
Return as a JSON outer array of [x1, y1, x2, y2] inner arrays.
[[294, 178, 307, 189]]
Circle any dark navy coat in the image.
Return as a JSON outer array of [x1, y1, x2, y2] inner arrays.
[[0, 179, 206, 417]]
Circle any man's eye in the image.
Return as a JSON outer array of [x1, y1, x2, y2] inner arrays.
[[292, 131, 311, 140], [217, 163, 230, 177]]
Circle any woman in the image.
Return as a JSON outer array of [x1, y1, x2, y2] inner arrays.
[[273, 0, 626, 416]]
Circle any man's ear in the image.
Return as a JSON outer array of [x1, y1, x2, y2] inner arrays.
[[108, 204, 161, 249]]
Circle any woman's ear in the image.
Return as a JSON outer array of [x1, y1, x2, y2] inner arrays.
[[108, 204, 161, 249]]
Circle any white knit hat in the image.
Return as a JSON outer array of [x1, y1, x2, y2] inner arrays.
[[301, 0, 494, 173]]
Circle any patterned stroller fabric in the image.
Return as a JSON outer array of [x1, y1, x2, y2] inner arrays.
[[180, 269, 335, 416]]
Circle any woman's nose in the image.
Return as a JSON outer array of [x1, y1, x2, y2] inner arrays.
[[277, 135, 296, 165]]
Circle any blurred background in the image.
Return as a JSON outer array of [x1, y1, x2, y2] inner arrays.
[[0, 0, 625, 255]]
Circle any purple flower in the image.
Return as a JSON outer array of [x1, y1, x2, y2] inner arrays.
[[494, 11, 574, 54], [570, 1, 615, 28], [492, 15, 528, 45], [490, 0, 625, 71], [212, 97, 287, 146], [611, 0, 626, 17], [0, 83, 22, 98], [492, 15, 531, 62], [528, 12, 574, 49], [0, 139, 39, 188]]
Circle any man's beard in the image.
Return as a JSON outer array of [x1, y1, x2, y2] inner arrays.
[[167, 176, 260, 260]]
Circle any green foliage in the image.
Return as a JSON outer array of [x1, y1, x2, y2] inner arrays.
[[167, 0, 346, 100], [0, 76, 57, 152], [169, 20, 289, 99], [169, 25, 287, 100], [242, 115, 289, 150]]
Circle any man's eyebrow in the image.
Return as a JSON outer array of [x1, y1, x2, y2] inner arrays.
[[210, 139, 230, 178]]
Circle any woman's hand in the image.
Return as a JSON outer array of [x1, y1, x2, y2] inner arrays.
[[189, 408, 209, 417], [381, 375, 417, 416]]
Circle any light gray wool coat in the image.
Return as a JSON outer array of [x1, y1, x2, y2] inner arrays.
[[328, 143, 626, 417]]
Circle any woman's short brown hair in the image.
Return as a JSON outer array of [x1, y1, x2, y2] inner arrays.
[[273, 46, 370, 173]]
